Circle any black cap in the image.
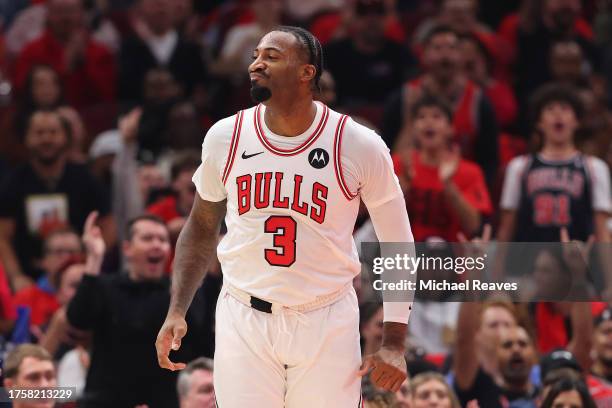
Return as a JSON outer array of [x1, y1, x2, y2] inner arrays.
[[540, 349, 582, 382], [594, 307, 612, 328]]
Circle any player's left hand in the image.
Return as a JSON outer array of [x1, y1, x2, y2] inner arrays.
[[156, 314, 188, 371], [357, 347, 407, 392]]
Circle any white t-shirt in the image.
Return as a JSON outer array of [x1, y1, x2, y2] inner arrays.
[[193, 102, 404, 305], [500, 154, 612, 213]]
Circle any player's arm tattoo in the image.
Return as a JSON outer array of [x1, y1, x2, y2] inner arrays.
[[169, 196, 226, 317]]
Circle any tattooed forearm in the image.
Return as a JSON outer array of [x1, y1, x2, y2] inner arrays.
[[168, 196, 226, 317]]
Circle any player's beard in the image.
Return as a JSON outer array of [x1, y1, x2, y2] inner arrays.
[[250, 81, 272, 103]]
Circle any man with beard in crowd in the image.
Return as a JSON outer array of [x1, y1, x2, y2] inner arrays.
[[0, 109, 114, 291], [454, 302, 539, 407], [382, 25, 498, 186]]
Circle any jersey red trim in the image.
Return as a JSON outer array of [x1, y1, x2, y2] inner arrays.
[[333, 115, 357, 200], [222, 110, 244, 185], [253, 102, 329, 156]]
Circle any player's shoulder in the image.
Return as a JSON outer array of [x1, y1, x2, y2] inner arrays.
[[203, 107, 254, 148], [335, 112, 388, 152]]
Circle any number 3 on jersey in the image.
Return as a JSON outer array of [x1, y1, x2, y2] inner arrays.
[[264, 216, 297, 266]]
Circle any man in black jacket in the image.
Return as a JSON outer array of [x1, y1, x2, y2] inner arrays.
[[118, 0, 207, 105], [67, 213, 211, 408]]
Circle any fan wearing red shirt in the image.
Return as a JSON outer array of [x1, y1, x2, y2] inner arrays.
[[393, 95, 492, 242], [13, 0, 116, 110]]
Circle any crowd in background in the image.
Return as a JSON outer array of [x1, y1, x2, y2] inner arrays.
[[0, 0, 609, 407]]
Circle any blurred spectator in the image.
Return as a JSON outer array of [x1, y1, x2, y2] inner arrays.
[[315, 70, 337, 107], [13, 228, 82, 328], [141, 99, 202, 159], [360, 301, 384, 356], [454, 311, 539, 407], [410, 371, 461, 408], [285, 0, 342, 23], [540, 377, 597, 408], [0, 109, 114, 291], [6, 65, 64, 165], [549, 40, 589, 87], [88, 129, 122, 197], [13, 0, 117, 110], [383, 25, 499, 185], [459, 33, 518, 131], [0, 65, 63, 167], [324, 0, 415, 109], [118, 0, 206, 105], [591, 308, 612, 383], [37, 227, 91, 398], [393, 95, 492, 242], [211, 0, 283, 80], [539, 349, 612, 407], [413, 0, 498, 57], [2, 344, 57, 408], [177, 357, 215, 408], [0, 262, 16, 336], [510, 0, 597, 107], [66, 214, 210, 408], [309, 0, 406, 46], [147, 153, 199, 244], [473, 302, 520, 379], [498, 84, 612, 242], [394, 377, 411, 408], [4, 1, 48, 59]]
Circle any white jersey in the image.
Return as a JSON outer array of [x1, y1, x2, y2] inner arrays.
[[193, 102, 402, 305]]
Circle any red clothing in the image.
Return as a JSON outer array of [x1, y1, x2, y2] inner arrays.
[[310, 12, 405, 45], [497, 13, 593, 60], [405, 78, 483, 162], [13, 286, 59, 327], [147, 196, 182, 223], [393, 151, 492, 242], [485, 80, 517, 129], [13, 30, 116, 109], [0, 263, 16, 321], [536, 302, 606, 354]]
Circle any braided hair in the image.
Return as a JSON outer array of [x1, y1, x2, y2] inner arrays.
[[275, 26, 324, 93]]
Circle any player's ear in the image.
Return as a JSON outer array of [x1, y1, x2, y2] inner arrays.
[[301, 64, 316, 84]]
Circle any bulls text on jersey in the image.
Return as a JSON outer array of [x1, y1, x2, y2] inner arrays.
[[235, 172, 329, 224]]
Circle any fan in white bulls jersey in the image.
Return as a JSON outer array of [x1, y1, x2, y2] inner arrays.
[[156, 26, 414, 408]]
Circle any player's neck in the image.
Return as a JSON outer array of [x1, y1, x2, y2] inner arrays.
[[539, 142, 577, 161], [263, 98, 317, 137]]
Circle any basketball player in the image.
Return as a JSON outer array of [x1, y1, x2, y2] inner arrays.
[[155, 26, 414, 407]]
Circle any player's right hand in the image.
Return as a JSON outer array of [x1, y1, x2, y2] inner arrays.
[[155, 314, 188, 371]]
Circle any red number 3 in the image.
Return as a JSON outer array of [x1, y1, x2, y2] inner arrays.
[[264, 216, 297, 267]]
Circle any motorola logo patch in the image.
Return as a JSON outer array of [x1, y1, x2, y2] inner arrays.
[[308, 148, 329, 169]]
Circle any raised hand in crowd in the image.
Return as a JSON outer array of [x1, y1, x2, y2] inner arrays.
[[560, 227, 594, 279], [119, 107, 143, 145], [82, 211, 105, 276], [439, 144, 461, 185]]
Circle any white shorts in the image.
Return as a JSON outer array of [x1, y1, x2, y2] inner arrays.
[[213, 285, 363, 407]]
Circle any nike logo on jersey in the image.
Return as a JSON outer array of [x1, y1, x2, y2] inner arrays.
[[242, 151, 264, 159]]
